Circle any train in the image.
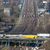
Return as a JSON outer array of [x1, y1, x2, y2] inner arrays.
[[0, 34, 49, 39], [0, 34, 39, 39], [21, 35, 39, 39]]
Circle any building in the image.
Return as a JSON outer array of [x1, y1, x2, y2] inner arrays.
[[0, 0, 20, 7]]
